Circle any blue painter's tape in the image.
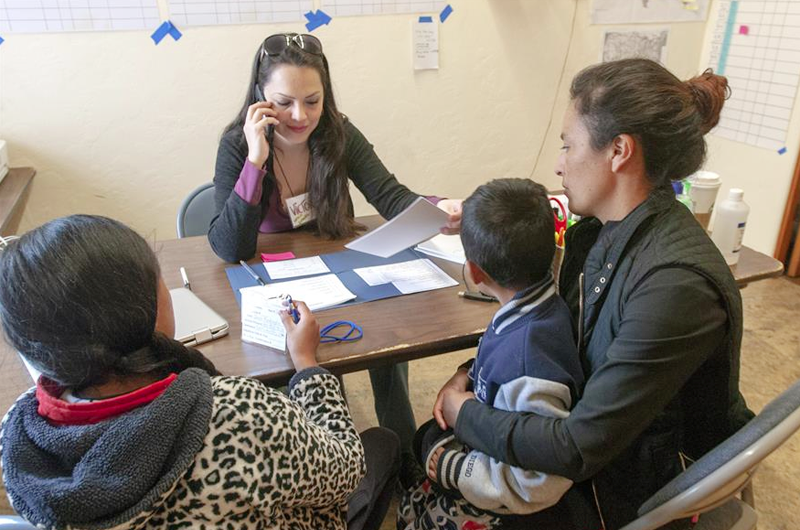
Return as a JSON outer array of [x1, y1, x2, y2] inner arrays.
[[167, 21, 182, 41], [778, 146, 787, 155], [304, 9, 332, 32], [419, 16, 433, 22], [717, 0, 738, 75], [439, 4, 453, 23], [151, 21, 170, 45]]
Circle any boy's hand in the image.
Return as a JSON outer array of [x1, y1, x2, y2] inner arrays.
[[437, 199, 463, 235], [433, 368, 470, 429], [279, 301, 319, 372], [441, 389, 475, 430], [428, 447, 445, 482]]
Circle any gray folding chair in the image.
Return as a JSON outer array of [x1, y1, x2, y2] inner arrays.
[[620, 378, 800, 530], [176, 183, 215, 238]]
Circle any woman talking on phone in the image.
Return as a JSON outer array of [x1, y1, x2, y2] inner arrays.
[[208, 33, 460, 487]]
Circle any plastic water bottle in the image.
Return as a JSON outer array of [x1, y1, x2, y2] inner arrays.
[[711, 188, 750, 265]]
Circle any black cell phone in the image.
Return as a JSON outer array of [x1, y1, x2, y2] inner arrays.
[[253, 84, 274, 143]]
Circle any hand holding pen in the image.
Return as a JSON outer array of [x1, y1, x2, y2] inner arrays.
[[278, 300, 319, 371], [281, 294, 301, 324]]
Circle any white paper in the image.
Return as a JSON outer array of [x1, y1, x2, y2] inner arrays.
[[413, 19, 439, 70], [241, 274, 356, 312], [354, 259, 457, 295], [602, 28, 669, 64], [591, 0, 709, 24], [346, 197, 448, 258], [264, 256, 330, 280], [415, 234, 466, 264], [240, 291, 287, 350]]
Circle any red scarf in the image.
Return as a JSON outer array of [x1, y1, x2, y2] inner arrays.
[[36, 373, 177, 425]]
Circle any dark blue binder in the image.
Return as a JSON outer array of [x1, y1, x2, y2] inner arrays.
[[225, 248, 452, 308]]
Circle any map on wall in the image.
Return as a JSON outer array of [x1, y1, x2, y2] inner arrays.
[[320, 0, 446, 16], [602, 28, 669, 64], [166, 0, 312, 26], [709, 0, 800, 151], [592, 0, 710, 24], [0, 0, 160, 32]]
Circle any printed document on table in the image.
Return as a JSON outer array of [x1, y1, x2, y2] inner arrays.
[[240, 274, 356, 311], [264, 256, 330, 279], [345, 197, 448, 258], [240, 291, 287, 350], [415, 234, 466, 264], [354, 259, 457, 294]]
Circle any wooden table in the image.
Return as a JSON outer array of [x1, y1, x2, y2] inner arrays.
[[0, 167, 35, 237], [0, 216, 785, 414], [731, 246, 785, 286], [151, 217, 495, 385]]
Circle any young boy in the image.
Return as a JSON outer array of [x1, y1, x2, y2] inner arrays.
[[398, 178, 584, 529]]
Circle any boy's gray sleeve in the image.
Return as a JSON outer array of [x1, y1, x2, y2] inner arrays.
[[437, 377, 574, 514]]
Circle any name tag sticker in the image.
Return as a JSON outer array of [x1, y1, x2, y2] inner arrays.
[[285, 192, 315, 228]]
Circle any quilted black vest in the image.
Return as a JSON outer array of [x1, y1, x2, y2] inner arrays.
[[559, 186, 754, 528]]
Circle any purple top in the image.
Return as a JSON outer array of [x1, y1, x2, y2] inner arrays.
[[233, 160, 294, 233], [233, 159, 441, 234]]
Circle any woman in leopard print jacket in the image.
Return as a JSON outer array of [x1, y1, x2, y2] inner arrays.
[[0, 215, 398, 530]]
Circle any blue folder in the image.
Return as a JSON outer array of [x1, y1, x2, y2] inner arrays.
[[226, 248, 449, 308]]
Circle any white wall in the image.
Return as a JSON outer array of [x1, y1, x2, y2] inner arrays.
[[2, 0, 758, 249]]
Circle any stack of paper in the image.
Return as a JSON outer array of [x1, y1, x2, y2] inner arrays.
[[415, 234, 466, 264], [241, 274, 356, 312], [240, 293, 287, 351], [345, 197, 448, 258], [264, 256, 330, 279], [354, 259, 458, 295], [240, 274, 357, 351]]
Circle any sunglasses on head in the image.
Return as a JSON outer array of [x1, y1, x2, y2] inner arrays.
[[261, 33, 324, 58]]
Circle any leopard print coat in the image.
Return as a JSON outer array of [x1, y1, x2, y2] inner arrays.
[[2, 370, 365, 530], [128, 372, 366, 529]]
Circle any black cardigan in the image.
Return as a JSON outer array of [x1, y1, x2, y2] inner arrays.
[[208, 119, 420, 262]]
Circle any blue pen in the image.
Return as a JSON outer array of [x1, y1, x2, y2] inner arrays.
[[284, 295, 300, 324], [239, 260, 266, 286]]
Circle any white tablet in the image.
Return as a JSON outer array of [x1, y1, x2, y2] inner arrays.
[[169, 287, 229, 347]]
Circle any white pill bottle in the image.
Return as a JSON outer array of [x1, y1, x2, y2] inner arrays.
[[711, 188, 750, 266]]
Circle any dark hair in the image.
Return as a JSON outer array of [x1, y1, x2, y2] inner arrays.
[[223, 36, 357, 239], [461, 179, 555, 291], [570, 58, 729, 187], [0, 215, 218, 389]]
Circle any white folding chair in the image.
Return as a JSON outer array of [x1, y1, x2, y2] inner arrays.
[[621, 379, 800, 530]]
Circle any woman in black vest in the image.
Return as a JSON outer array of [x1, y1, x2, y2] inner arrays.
[[432, 59, 753, 529]]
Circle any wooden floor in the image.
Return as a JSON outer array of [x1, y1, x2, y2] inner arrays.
[[2, 276, 799, 530]]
